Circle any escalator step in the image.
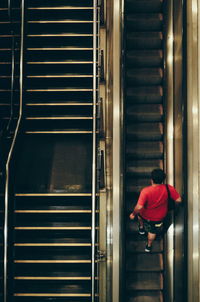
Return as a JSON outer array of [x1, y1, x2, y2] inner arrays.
[[126, 123, 163, 141], [126, 105, 163, 122], [126, 159, 163, 176], [126, 86, 163, 104], [126, 272, 163, 290], [126, 14, 163, 31], [126, 32, 162, 50], [126, 0, 163, 13], [126, 50, 163, 67], [126, 254, 163, 272], [126, 240, 163, 253], [126, 68, 163, 86], [126, 142, 163, 159], [127, 291, 163, 302], [126, 178, 152, 193]]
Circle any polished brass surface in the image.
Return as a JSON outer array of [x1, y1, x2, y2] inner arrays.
[[187, 0, 200, 301], [14, 294, 91, 297]]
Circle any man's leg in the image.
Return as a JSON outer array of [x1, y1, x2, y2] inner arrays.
[[138, 215, 144, 227], [147, 232, 156, 247], [137, 215, 145, 235]]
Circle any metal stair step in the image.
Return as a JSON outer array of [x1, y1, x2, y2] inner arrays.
[[126, 68, 163, 86], [126, 239, 163, 253], [126, 159, 163, 176], [126, 0, 163, 13], [126, 50, 163, 67], [127, 291, 163, 302], [126, 14, 163, 31], [126, 86, 163, 104], [126, 272, 163, 290], [126, 32, 162, 50], [126, 254, 163, 272], [126, 142, 163, 159], [126, 104, 163, 122], [126, 123, 163, 141]]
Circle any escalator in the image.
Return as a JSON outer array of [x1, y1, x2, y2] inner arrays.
[[124, 0, 164, 301], [1, 1, 100, 301]]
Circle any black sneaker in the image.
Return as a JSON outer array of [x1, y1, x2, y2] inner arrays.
[[138, 225, 145, 235], [145, 244, 152, 253]]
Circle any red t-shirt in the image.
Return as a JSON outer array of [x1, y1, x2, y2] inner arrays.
[[138, 184, 180, 221]]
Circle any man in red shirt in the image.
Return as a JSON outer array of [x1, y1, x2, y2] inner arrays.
[[129, 169, 181, 252]]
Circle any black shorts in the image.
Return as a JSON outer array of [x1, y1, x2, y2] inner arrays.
[[140, 216, 163, 234]]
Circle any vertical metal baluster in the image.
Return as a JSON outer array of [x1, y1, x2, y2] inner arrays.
[[3, 1, 24, 301], [92, 0, 98, 301]]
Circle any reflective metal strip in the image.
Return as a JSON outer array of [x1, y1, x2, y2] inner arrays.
[[26, 103, 93, 105], [26, 89, 94, 91], [14, 260, 92, 263], [27, 34, 94, 37], [14, 294, 91, 297], [25, 131, 93, 134], [15, 227, 92, 230], [28, 20, 95, 23], [25, 117, 93, 120], [15, 210, 92, 213], [14, 276, 91, 280], [14, 243, 91, 246], [27, 7, 94, 10], [27, 47, 94, 50], [15, 193, 92, 196], [27, 75, 93, 77], [27, 61, 94, 64]]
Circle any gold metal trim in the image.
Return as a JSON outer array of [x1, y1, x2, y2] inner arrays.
[[28, 34, 94, 37], [14, 260, 91, 263], [14, 227, 92, 230], [28, 20, 95, 24], [25, 131, 93, 134], [27, 61, 93, 64], [0, 35, 19, 37], [15, 193, 92, 196], [15, 210, 92, 213], [25, 117, 93, 120], [26, 88, 94, 91], [27, 47, 94, 50], [26, 103, 93, 106], [14, 276, 91, 280], [14, 294, 91, 297], [27, 75, 93, 77], [14, 243, 91, 246], [28, 7, 94, 10]]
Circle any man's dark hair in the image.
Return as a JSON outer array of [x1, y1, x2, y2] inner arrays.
[[151, 169, 166, 184]]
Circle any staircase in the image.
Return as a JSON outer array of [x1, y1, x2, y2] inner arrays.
[[1, 0, 99, 301], [124, 0, 164, 301]]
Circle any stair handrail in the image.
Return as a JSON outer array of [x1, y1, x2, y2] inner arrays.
[[3, 1, 25, 301], [6, 0, 16, 134], [91, 0, 99, 301]]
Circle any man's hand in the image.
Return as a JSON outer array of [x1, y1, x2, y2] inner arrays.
[[129, 212, 135, 220]]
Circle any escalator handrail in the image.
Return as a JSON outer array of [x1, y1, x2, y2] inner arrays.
[[3, 1, 25, 301], [91, 1, 99, 301]]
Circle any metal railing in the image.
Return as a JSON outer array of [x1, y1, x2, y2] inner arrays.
[[92, 0, 100, 301], [7, 0, 16, 133], [3, 1, 25, 301]]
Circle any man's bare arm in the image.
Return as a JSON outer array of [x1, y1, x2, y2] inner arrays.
[[175, 196, 182, 203], [129, 203, 143, 220]]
